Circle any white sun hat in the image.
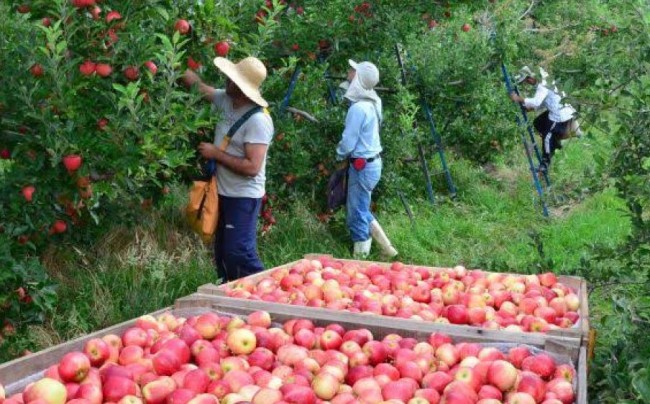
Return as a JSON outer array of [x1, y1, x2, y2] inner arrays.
[[345, 59, 383, 122], [348, 59, 380, 89], [514, 65, 535, 84], [213, 56, 268, 107]]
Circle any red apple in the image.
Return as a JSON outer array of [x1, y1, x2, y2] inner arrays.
[[435, 343, 460, 367], [311, 372, 340, 400], [382, 379, 416, 401], [487, 360, 518, 392], [281, 384, 316, 404], [538, 272, 558, 287], [167, 389, 196, 404], [124, 66, 139, 81], [226, 328, 256, 355], [95, 63, 112, 77], [122, 327, 148, 347], [62, 154, 82, 172], [58, 352, 91, 383], [106, 11, 122, 23], [516, 371, 546, 402], [546, 379, 574, 404], [30, 64, 44, 77], [84, 338, 111, 367], [554, 363, 576, 382], [447, 305, 469, 324], [251, 387, 282, 404], [319, 329, 343, 350], [74, 384, 102, 404], [507, 346, 532, 369], [102, 377, 137, 402], [214, 41, 230, 57], [183, 369, 210, 394], [153, 350, 182, 376], [422, 371, 453, 393], [506, 392, 537, 404], [79, 61, 96, 76], [461, 23, 471, 32], [24, 378, 67, 404], [478, 385, 503, 401], [454, 366, 481, 392], [174, 19, 191, 35], [22, 185, 35, 202], [522, 354, 556, 379]]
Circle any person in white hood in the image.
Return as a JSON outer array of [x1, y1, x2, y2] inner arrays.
[[336, 60, 397, 259], [510, 66, 583, 174]]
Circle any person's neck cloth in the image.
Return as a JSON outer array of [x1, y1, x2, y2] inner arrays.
[[344, 75, 383, 122]]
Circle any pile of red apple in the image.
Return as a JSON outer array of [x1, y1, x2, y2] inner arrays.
[[223, 257, 581, 333], [0, 311, 577, 404]]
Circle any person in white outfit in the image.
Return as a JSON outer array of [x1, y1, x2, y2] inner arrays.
[[336, 60, 398, 259], [510, 66, 583, 174]]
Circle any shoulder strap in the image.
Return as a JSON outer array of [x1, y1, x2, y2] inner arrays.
[[208, 105, 264, 175], [226, 105, 263, 138]]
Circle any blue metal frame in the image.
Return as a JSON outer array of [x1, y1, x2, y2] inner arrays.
[[396, 44, 457, 200], [279, 66, 302, 115], [501, 63, 551, 188]]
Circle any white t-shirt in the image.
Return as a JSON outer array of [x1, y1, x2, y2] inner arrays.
[[212, 90, 274, 198], [524, 84, 575, 122]]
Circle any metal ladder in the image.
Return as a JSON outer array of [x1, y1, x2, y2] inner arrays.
[[395, 44, 457, 204], [501, 62, 550, 217]]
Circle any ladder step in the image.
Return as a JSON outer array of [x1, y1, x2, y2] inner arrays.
[[428, 171, 449, 177]]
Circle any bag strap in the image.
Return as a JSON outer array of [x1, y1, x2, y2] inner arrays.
[[207, 105, 264, 175], [226, 105, 264, 139]]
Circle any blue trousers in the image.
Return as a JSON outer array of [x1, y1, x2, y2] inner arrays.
[[213, 195, 264, 282], [346, 159, 381, 242]]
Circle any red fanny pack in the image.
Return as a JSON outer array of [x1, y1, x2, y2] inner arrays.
[[352, 158, 367, 171]]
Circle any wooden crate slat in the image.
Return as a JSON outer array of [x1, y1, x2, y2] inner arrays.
[[177, 293, 582, 362], [211, 254, 590, 343], [577, 346, 588, 404], [0, 308, 174, 395], [175, 294, 587, 403]]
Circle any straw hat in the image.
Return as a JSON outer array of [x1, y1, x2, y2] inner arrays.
[[214, 57, 268, 107]]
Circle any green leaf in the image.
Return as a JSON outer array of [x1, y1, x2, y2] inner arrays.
[[632, 368, 650, 402], [155, 33, 173, 51]]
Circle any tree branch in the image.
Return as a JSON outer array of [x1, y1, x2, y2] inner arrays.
[[286, 106, 319, 123], [519, 0, 537, 20]]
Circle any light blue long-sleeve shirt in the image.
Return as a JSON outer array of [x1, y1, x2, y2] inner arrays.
[[336, 101, 383, 161]]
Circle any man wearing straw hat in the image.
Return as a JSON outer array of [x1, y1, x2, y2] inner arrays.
[[183, 57, 273, 282], [510, 66, 583, 174]]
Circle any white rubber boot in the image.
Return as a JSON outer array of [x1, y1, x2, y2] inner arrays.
[[370, 220, 398, 258], [353, 239, 372, 259]]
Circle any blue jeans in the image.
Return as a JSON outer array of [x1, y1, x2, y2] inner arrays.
[[213, 195, 264, 282], [346, 159, 381, 242]]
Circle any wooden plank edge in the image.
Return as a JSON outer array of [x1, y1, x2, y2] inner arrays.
[[0, 307, 172, 394], [578, 346, 588, 404], [176, 294, 582, 349]]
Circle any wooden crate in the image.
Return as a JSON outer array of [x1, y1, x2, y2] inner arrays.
[[0, 306, 210, 396], [0, 296, 588, 404], [175, 294, 588, 403], [198, 253, 591, 349]]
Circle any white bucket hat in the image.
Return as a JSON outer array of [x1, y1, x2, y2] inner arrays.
[[213, 57, 268, 107], [348, 59, 380, 89], [345, 59, 383, 122], [514, 65, 535, 84]]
